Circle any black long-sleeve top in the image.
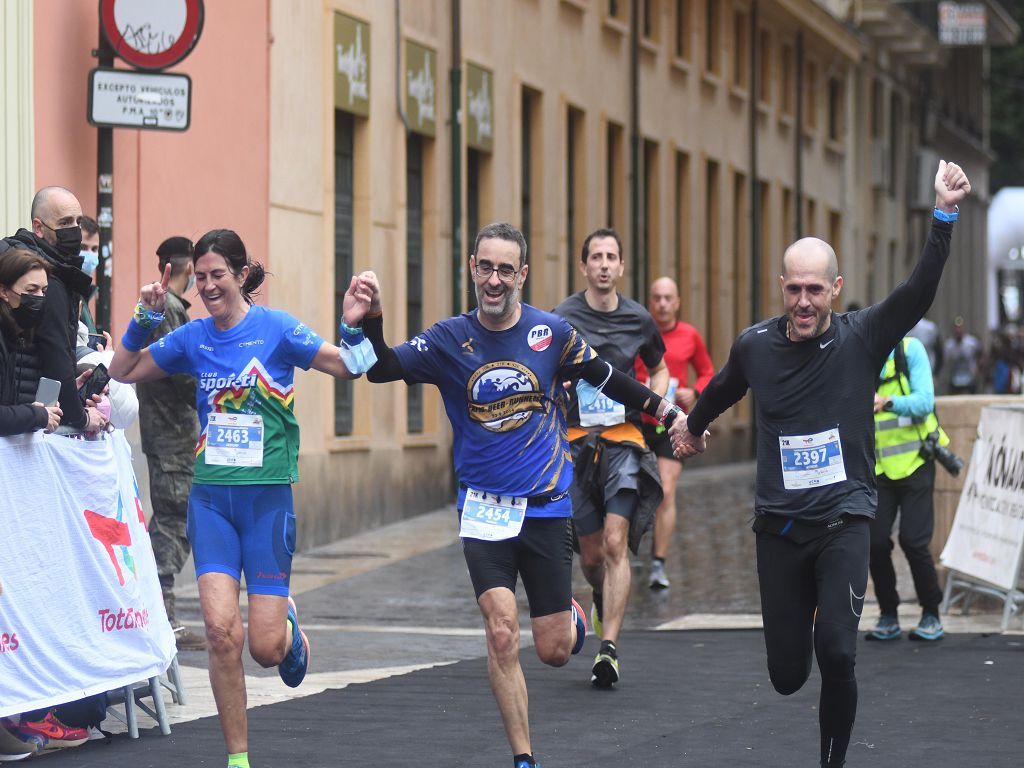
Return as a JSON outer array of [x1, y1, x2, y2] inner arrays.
[[687, 220, 953, 523]]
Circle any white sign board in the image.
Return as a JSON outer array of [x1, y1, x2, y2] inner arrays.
[[940, 405, 1024, 590], [89, 68, 191, 131], [938, 2, 987, 46], [0, 432, 176, 717]]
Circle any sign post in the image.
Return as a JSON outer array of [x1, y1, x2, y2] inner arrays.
[[91, 0, 204, 331]]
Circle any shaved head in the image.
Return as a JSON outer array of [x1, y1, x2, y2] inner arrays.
[[647, 275, 681, 330], [31, 186, 79, 223], [649, 276, 679, 299], [782, 237, 839, 283]]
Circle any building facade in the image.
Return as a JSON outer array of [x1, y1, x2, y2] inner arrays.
[[5, 0, 1016, 546]]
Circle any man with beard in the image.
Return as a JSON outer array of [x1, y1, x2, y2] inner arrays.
[[670, 160, 971, 767], [554, 228, 668, 689], [2, 187, 106, 432], [360, 222, 680, 768]]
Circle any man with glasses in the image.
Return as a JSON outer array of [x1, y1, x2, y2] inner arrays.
[[554, 228, 669, 689], [360, 222, 680, 768], [2, 187, 106, 433]]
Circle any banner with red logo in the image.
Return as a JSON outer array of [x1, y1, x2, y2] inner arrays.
[[0, 432, 176, 717]]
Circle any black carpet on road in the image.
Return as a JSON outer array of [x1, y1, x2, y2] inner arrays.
[[43, 630, 1023, 767]]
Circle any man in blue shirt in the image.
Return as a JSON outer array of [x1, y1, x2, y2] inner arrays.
[[868, 335, 948, 641], [361, 222, 679, 768]]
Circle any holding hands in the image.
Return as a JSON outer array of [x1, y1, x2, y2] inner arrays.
[[341, 271, 381, 327], [669, 413, 710, 459]]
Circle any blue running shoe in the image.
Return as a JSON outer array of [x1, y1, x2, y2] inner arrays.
[[514, 761, 540, 768], [865, 614, 901, 641], [909, 613, 944, 641], [570, 597, 587, 655], [278, 597, 310, 687]]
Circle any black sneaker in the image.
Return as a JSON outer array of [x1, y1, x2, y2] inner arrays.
[[591, 641, 620, 688]]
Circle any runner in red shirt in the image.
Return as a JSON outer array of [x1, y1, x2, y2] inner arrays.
[[636, 277, 714, 588]]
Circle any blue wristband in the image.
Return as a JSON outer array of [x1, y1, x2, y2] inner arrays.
[[120, 317, 151, 352], [933, 207, 958, 222], [339, 320, 364, 344]]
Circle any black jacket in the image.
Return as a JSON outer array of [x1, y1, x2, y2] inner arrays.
[[0, 326, 48, 435], [3, 230, 93, 428]]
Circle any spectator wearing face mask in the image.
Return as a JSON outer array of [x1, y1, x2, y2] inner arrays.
[[78, 215, 100, 334], [2, 187, 106, 433], [0, 248, 62, 435]]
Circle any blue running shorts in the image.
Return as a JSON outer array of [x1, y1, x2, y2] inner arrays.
[[187, 483, 296, 596]]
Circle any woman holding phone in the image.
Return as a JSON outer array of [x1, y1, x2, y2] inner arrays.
[[0, 247, 63, 435], [109, 228, 375, 768]]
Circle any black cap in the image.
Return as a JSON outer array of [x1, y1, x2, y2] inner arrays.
[[156, 236, 193, 262]]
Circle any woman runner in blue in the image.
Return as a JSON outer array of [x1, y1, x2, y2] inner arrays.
[[109, 229, 374, 768]]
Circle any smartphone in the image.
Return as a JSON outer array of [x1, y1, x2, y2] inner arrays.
[[79, 363, 111, 403], [86, 333, 105, 351], [35, 377, 62, 407]]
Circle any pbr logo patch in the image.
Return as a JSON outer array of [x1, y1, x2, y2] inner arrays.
[[527, 324, 553, 352]]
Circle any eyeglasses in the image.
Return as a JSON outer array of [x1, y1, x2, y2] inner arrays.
[[473, 261, 522, 283]]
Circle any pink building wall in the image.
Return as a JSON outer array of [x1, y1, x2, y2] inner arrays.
[[32, 0, 271, 332]]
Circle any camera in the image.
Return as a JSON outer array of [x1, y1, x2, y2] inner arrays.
[[920, 432, 964, 477]]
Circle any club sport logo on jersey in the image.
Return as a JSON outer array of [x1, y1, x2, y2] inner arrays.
[[527, 324, 553, 352], [467, 360, 547, 432]]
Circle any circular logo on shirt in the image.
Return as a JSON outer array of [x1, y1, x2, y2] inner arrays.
[[527, 324, 553, 352], [466, 361, 547, 432]]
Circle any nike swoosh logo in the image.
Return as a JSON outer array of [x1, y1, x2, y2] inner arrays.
[[849, 584, 865, 617], [820, 339, 835, 349]]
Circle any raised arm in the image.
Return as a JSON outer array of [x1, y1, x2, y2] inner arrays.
[[359, 271, 408, 383], [863, 161, 971, 357], [109, 264, 173, 384], [310, 273, 376, 379]]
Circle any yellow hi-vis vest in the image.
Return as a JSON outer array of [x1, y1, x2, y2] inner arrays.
[[874, 338, 949, 480]]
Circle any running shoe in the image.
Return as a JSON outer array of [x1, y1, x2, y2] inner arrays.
[[278, 597, 311, 688], [865, 614, 901, 641], [14, 711, 88, 749], [649, 559, 670, 589], [590, 593, 604, 640], [591, 641, 620, 688], [570, 597, 587, 655], [514, 760, 540, 768], [909, 613, 944, 642], [0, 719, 42, 761]]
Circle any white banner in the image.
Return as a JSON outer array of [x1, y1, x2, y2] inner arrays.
[[940, 406, 1024, 591], [0, 432, 176, 717]]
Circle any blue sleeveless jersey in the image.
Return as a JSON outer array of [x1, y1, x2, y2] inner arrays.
[[394, 304, 596, 517]]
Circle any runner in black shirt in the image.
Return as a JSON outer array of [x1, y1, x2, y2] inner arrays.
[[555, 228, 668, 688], [670, 160, 972, 767]]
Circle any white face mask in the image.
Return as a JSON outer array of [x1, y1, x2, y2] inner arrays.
[[80, 249, 99, 276]]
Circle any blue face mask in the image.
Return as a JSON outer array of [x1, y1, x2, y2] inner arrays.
[[80, 249, 99, 276]]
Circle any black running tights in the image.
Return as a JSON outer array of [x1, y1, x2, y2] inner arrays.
[[755, 518, 869, 767]]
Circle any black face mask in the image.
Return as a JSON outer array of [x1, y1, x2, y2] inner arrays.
[[10, 293, 46, 330], [53, 225, 83, 259]]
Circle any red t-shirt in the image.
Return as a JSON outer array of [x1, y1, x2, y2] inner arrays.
[[635, 321, 715, 421]]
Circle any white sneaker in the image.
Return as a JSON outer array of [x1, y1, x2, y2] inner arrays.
[[649, 560, 670, 589]]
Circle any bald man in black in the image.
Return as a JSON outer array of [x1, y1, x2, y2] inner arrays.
[[670, 160, 972, 767]]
